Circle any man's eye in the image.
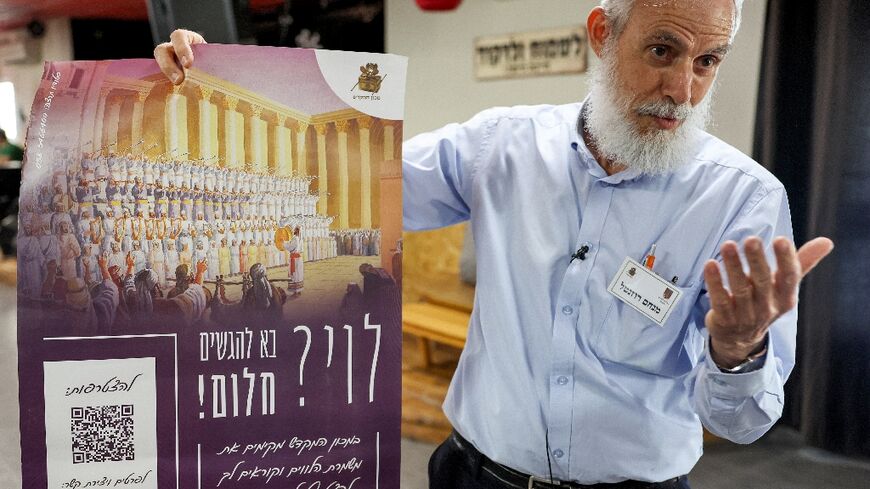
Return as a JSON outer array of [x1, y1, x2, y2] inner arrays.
[[651, 46, 668, 57], [699, 56, 718, 68]]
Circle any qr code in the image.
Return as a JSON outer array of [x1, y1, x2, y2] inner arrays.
[[70, 405, 135, 464]]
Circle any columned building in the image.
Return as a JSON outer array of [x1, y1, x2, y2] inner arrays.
[[88, 69, 401, 230]]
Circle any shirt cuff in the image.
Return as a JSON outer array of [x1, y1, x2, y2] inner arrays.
[[703, 336, 776, 398]]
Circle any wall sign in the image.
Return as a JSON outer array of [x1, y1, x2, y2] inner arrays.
[[474, 25, 588, 80]]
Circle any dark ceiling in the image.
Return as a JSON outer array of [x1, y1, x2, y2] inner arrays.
[[0, 0, 287, 30]]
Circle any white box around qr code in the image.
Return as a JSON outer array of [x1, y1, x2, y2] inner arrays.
[[43, 358, 157, 489]]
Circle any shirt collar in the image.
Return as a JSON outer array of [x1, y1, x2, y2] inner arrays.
[[571, 96, 645, 185]]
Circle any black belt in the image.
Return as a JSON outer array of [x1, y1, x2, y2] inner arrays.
[[450, 431, 685, 489]]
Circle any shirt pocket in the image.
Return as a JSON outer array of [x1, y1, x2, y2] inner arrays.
[[592, 284, 700, 378]]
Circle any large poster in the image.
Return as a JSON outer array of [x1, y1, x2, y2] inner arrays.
[[17, 45, 406, 489]]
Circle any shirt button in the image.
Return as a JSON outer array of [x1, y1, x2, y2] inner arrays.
[[561, 305, 574, 316], [557, 376, 569, 385], [553, 449, 564, 459]]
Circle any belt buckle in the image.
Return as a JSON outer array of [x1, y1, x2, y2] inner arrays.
[[528, 475, 561, 489]]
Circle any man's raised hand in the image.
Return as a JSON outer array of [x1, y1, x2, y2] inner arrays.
[[153, 29, 207, 85], [703, 236, 834, 368]]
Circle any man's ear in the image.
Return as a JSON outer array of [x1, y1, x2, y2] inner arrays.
[[587, 6, 610, 58]]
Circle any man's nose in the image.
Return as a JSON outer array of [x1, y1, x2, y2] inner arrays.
[[661, 62, 693, 106]]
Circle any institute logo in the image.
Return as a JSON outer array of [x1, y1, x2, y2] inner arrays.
[[353, 63, 385, 94], [663, 287, 673, 300]]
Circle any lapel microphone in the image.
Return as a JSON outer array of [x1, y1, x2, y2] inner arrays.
[[570, 244, 590, 264]]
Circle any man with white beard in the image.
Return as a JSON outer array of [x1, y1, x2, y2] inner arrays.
[[156, 2, 835, 486]]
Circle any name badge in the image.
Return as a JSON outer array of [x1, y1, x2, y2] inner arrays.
[[607, 257, 682, 327]]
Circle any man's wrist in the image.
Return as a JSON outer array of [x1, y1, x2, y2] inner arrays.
[[710, 334, 768, 373], [710, 335, 768, 369]]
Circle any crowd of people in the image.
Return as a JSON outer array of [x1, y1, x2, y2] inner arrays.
[[17, 152, 382, 327], [334, 229, 381, 257]]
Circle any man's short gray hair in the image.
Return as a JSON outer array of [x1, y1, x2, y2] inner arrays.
[[600, 0, 744, 42]]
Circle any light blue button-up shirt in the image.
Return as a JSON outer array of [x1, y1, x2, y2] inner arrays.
[[402, 102, 796, 484]]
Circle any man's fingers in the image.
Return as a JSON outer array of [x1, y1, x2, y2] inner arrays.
[[769, 236, 834, 313], [744, 236, 774, 320], [772, 237, 800, 311], [796, 236, 834, 278], [721, 241, 755, 325], [155, 29, 207, 85], [154, 43, 183, 84], [703, 259, 736, 325], [171, 29, 206, 68]]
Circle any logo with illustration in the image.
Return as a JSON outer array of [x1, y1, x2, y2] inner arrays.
[[353, 63, 385, 93]]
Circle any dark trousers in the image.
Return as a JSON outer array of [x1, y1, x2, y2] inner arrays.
[[428, 432, 692, 489]]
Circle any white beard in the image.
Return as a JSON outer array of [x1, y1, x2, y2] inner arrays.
[[585, 41, 715, 175]]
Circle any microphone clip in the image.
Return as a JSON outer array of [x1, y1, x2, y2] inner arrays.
[[570, 244, 590, 264]]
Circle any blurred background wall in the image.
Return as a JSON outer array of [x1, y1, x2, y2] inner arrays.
[[386, 0, 767, 153]]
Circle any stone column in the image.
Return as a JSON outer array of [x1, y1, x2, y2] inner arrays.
[[221, 95, 241, 169], [93, 87, 111, 154], [295, 121, 309, 177], [196, 85, 217, 163], [106, 95, 123, 153], [249, 104, 268, 173], [358, 116, 373, 229], [334, 120, 350, 229], [131, 92, 148, 153], [284, 118, 295, 177], [272, 114, 292, 176], [314, 123, 329, 215], [164, 85, 189, 159], [383, 120, 395, 161]]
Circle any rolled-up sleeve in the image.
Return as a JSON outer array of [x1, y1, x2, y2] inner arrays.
[[689, 187, 796, 444]]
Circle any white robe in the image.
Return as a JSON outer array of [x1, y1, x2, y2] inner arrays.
[[230, 245, 240, 275], [18, 235, 44, 297], [283, 237, 303, 287], [58, 232, 82, 280], [108, 250, 125, 272], [131, 249, 147, 274], [150, 247, 167, 286], [164, 249, 180, 283], [207, 247, 219, 280]]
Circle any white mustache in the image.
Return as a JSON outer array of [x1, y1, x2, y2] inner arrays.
[[635, 101, 693, 121]]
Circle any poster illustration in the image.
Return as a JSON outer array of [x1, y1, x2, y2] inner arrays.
[[17, 45, 406, 489]]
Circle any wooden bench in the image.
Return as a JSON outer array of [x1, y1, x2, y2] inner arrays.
[[402, 301, 471, 368], [417, 276, 474, 314]]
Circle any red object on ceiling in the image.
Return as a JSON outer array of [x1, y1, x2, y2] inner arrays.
[[416, 0, 462, 11], [0, 0, 148, 30], [248, 0, 286, 11]]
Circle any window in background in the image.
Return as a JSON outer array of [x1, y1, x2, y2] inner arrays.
[[0, 82, 17, 141]]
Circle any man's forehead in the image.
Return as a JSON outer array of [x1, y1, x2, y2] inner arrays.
[[632, 0, 734, 33]]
